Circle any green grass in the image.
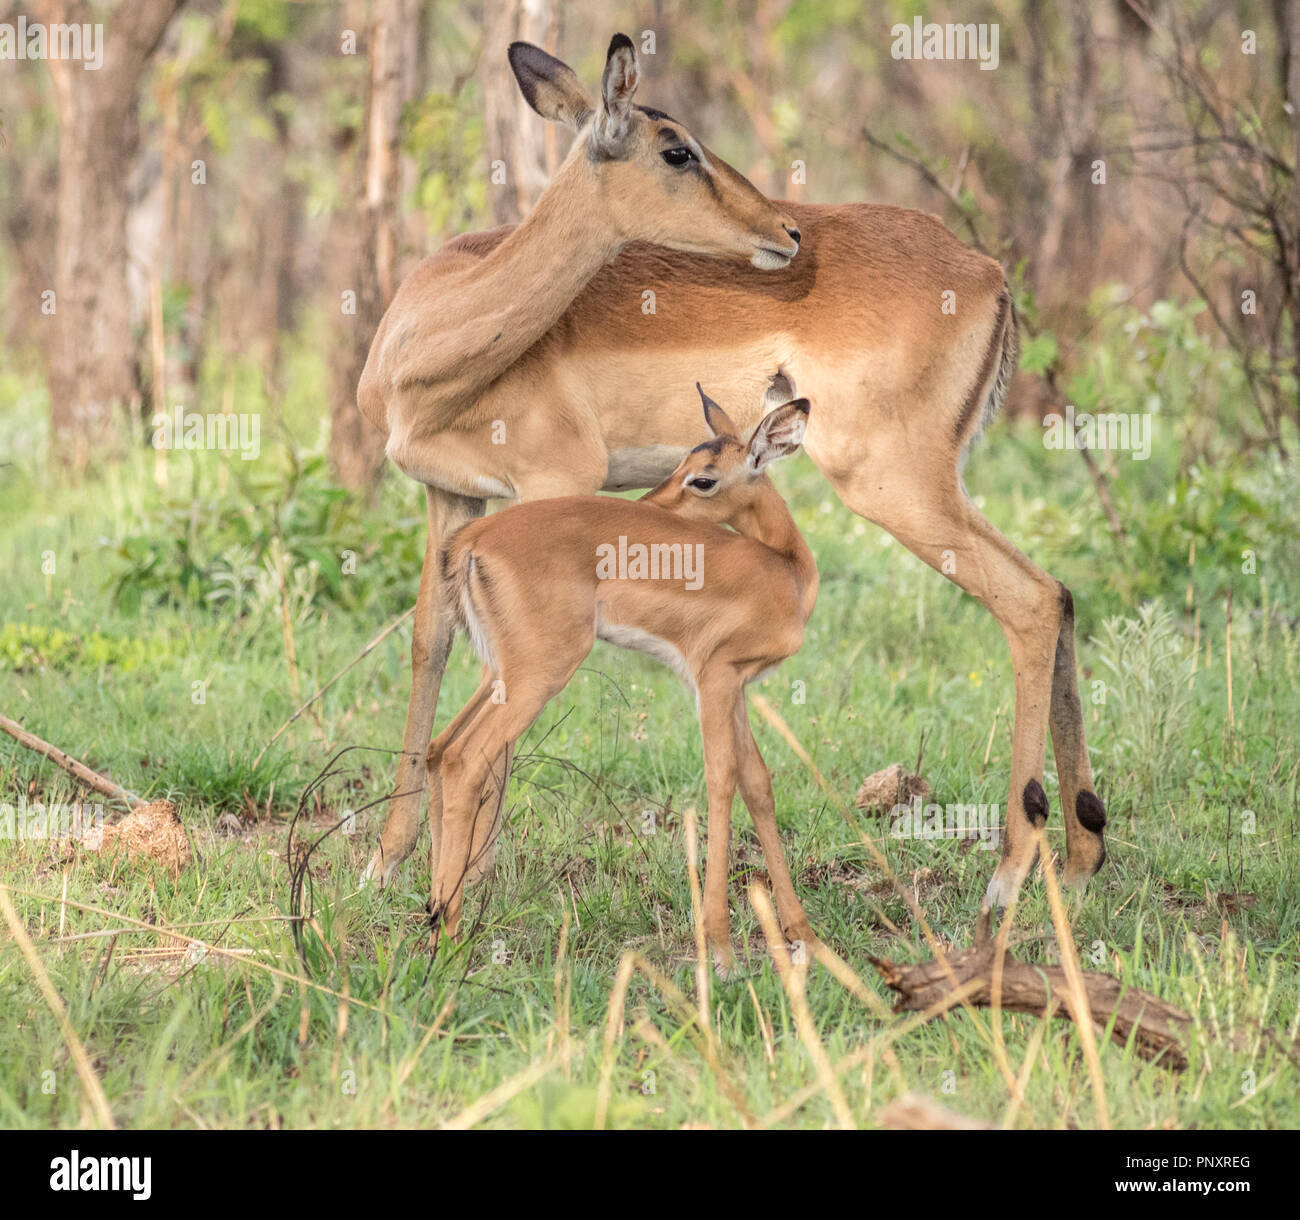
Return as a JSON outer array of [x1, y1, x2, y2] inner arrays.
[[1, 377, 1297, 1129]]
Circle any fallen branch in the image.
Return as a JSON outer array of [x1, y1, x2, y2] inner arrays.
[[868, 942, 1195, 1071], [0, 713, 141, 807]]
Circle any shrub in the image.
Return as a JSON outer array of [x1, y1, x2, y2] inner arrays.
[[110, 453, 424, 618], [1091, 601, 1195, 802]]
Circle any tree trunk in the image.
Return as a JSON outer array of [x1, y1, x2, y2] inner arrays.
[[39, 0, 183, 468], [482, 0, 556, 226], [1, 70, 59, 369], [1285, 0, 1300, 433], [330, 0, 419, 492], [1034, 0, 1101, 314]]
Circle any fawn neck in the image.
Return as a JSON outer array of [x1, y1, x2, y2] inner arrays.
[[726, 480, 818, 613]]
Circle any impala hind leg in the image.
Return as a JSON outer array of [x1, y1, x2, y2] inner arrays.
[[464, 742, 512, 885], [426, 669, 498, 882], [1050, 591, 1107, 886], [424, 665, 513, 887], [829, 464, 1068, 908], [431, 656, 585, 939], [366, 487, 483, 887]]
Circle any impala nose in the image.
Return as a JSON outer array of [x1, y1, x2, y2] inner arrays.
[[784, 224, 801, 246]]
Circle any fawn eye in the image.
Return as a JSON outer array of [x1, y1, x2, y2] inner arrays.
[[688, 476, 717, 493], [661, 147, 695, 168]]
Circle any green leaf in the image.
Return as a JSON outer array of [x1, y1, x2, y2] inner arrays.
[[1018, 331, 1058, 375]]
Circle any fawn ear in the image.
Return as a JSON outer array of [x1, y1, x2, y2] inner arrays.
[[593, 33, 640, 152], [508, 42, 594, 131], [746, 399, 810, 475], [698, 383, 740, 440]]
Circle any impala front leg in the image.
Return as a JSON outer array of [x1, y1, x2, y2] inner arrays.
[[697, 674, 741, 978], [366, 487, 483, 887], [733, 702, 816, 958], [985, 621, 1057, 907]]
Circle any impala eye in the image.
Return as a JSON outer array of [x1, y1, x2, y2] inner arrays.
[[661, 147, 695, 167], [688, 476, 717, 493]]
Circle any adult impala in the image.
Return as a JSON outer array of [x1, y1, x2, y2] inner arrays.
[[359, 33, 1107, 910], [428, 381, 817, 974]]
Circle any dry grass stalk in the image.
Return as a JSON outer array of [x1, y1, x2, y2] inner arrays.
[[441, 1052, 561, 1130], [0, 884, 116, 1129], [682, 806, 711, 1031], [749, 885, 855, 1129]]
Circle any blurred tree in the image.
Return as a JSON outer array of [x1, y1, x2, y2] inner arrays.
[[0, 58, 58, 372], [1029, 0, 1102, 311], [1126, 0, 1300, 454], [37, 0, 184, 467], [330, 0, 422, 490], [482, 0, 556, 224]]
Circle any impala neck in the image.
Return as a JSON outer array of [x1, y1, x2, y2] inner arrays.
[[397, 146, 625, 405], [463, 151, 623, 369], [729, 480, 819, 608]]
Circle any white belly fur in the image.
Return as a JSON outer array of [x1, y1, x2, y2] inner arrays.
[[601, 444, 688, 492], [595, 614, 695, 692]]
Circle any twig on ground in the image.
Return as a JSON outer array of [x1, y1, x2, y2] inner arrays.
[[0, 713, 141, 807]]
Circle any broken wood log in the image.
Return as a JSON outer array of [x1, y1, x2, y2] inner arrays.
[[0, 713, 141, 807], [868, 942, 1195, 1071]]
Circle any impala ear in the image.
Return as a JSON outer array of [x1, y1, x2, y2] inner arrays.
[[762, 370, 798, 409], [593, 33, 640, 152], [698, 383, 740, 440], [508, 42, 594, 131], [746, 399, 810, 475]]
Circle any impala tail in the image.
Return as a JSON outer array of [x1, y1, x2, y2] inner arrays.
[[438, 533, 494, 669], [958, 287, 1019, 456]]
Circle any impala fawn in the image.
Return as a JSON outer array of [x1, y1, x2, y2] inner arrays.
[[425, 377, 818, 974]]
